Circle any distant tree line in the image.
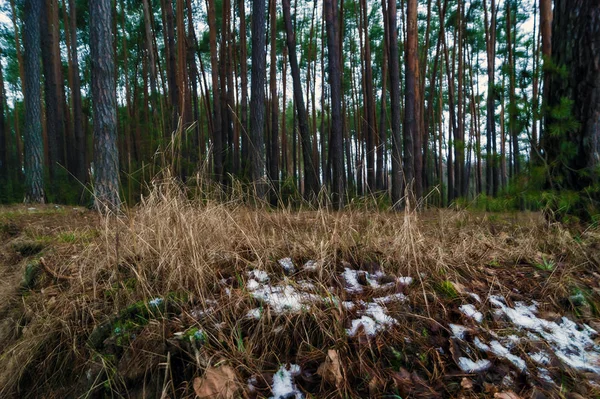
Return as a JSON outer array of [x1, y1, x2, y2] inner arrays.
[[0, 0, 597, 216]]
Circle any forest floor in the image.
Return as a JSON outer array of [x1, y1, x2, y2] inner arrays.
[[1, 184, 600, 398]]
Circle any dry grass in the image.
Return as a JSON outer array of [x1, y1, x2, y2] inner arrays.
[[0, 179, 599, 398]]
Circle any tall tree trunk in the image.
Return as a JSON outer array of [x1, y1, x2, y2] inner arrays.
[[0, 59, 6, 184], [238, 0, 249, 177], [539, 0, 552, 143], [24, 0, 45, 203], [161, 0, 180, 131], [455, 0, 465, 197], [324, 0, 345, 209], [404, 0, 418, 204], [360, 0, 376, 192], [249, 0, 267, 197], [90, 0, 120, 212], [376, 0, 390, 192], [506, 0, 519, 177], [207, 0, 223, 182], [545, 0, 600, 199], [282, 0, 320, 199], [269, 0, 279, 204], [40, 0, 65, 181], [483, 0, 498, 196], [388, 0, 403, 207], [67, 0, 86, 184]]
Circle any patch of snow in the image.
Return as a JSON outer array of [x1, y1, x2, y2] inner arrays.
[[250, 284, 320, 313], [373, 293, 407, 304], [530, 351, 551, 365], [489, 295, 600, 373], [303, 260, 319, 271], [247, 279, 260, 291], [460, 304, 483, 323], [343, 268, 364, 293], [342, 301, 356, 310], [489, 340, 527, 372], [270, 364, 303, 399], [347, 302, 397, 337], [457, 357, 492, 372], [248, 269, 270, 283], [246, 308, 262, 319], [398, 276, 414, 285], [450, 324, 469, 339], [538, 368, 554, 383], [278, 258, 296, 274], [474, 337, 490, 351]]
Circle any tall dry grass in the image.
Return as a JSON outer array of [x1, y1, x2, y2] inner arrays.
[[0, 176, 598, 398]]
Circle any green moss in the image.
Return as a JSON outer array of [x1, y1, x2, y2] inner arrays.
[[12, 240, 44, 256], [21, 260, 41, 290], [435, 281, 458, 299]]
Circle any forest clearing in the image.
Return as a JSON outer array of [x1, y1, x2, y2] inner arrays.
[[0, 183, 599, 397]]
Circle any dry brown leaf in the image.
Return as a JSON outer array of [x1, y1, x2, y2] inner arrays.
[[494, 391, 523, 399], [461, 377, 473, 390], [317, 349, 344, 388], [193, 365, 240, 399]]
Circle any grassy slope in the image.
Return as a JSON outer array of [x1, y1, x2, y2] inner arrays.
[[0, 185, 599, 398]]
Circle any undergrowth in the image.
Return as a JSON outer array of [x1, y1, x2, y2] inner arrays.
[[0, 177, 598, 398]]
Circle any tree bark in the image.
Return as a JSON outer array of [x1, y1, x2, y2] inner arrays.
[[90, 0, 120, 212], [23, 0, 45, 203], [545, 0, 600, 197], [324, 0, 345, 209], [388, 0, 403, 207], [207, 0, 223, 182], [404, 0, 418, 204], [269, 0, 280, 204], [282, 0, 320, 199], [250, 0, 267, 197]]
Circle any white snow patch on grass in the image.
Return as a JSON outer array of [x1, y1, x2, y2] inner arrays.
[[278, 258, 296, 274], [373, 293, 407, 304], [347, 302, 398, 337], [457, 357, 491, 372], [530, 351, 551, 365], [489, 295, 600, 373], [398, 276, 413, 285], [460, 304, 483, 323], [343, 268, 364, 293], [450, 324, 469, 339], [248, 269, 270, 283], [489, 340, 527, 371], [270, 364, 303, 399], [246, 308, 262, 319]]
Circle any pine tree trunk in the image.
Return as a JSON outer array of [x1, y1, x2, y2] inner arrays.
[[90, 0, 120, 212], [388, 0, 403, 208], [404, 0, 418, 204], [545, 0, 600, 197], [324, 0, 345, 209], [249, 0, 267, 197], [282, 0, 320, 199], [23, 0, 45, 203], [207, 0, 223, 182], [269, 0, 279, 204]]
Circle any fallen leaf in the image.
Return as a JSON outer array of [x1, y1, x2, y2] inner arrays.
[[461, 377, 473, 390], [494, 391, 523, 399], [317, 349, 344, 388], [193, 365, 240, 399]]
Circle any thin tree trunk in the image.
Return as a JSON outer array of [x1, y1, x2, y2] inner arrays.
[[207, 0, 223, 182], [404, 0, 418, 204], [388, 0, 403, 207], [269, 0, 279, 204], [282, 0, 320, 199]]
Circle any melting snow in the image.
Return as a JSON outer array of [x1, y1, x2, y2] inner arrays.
[[489, 296, 600, 373], [460, 304, 483, 323], [457, 357, 492, 372], [398, 276, 414, 285], [450, 324, 469, 339], [538, 367, 554, 383], [489, 340, 527, 371], [278, 258, 296, 274], [530, 351, 551, 365], [347, 302, 398, 337], [469, 293, 482, 303], [270, 364, 303, 399], [373, 293, 408, 304], [248, 269, 270, 283], [246, 308, 262, 319], [343, 268, 364, 293], [249, 284, 319, 313], [303, 260, 319, 271]]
